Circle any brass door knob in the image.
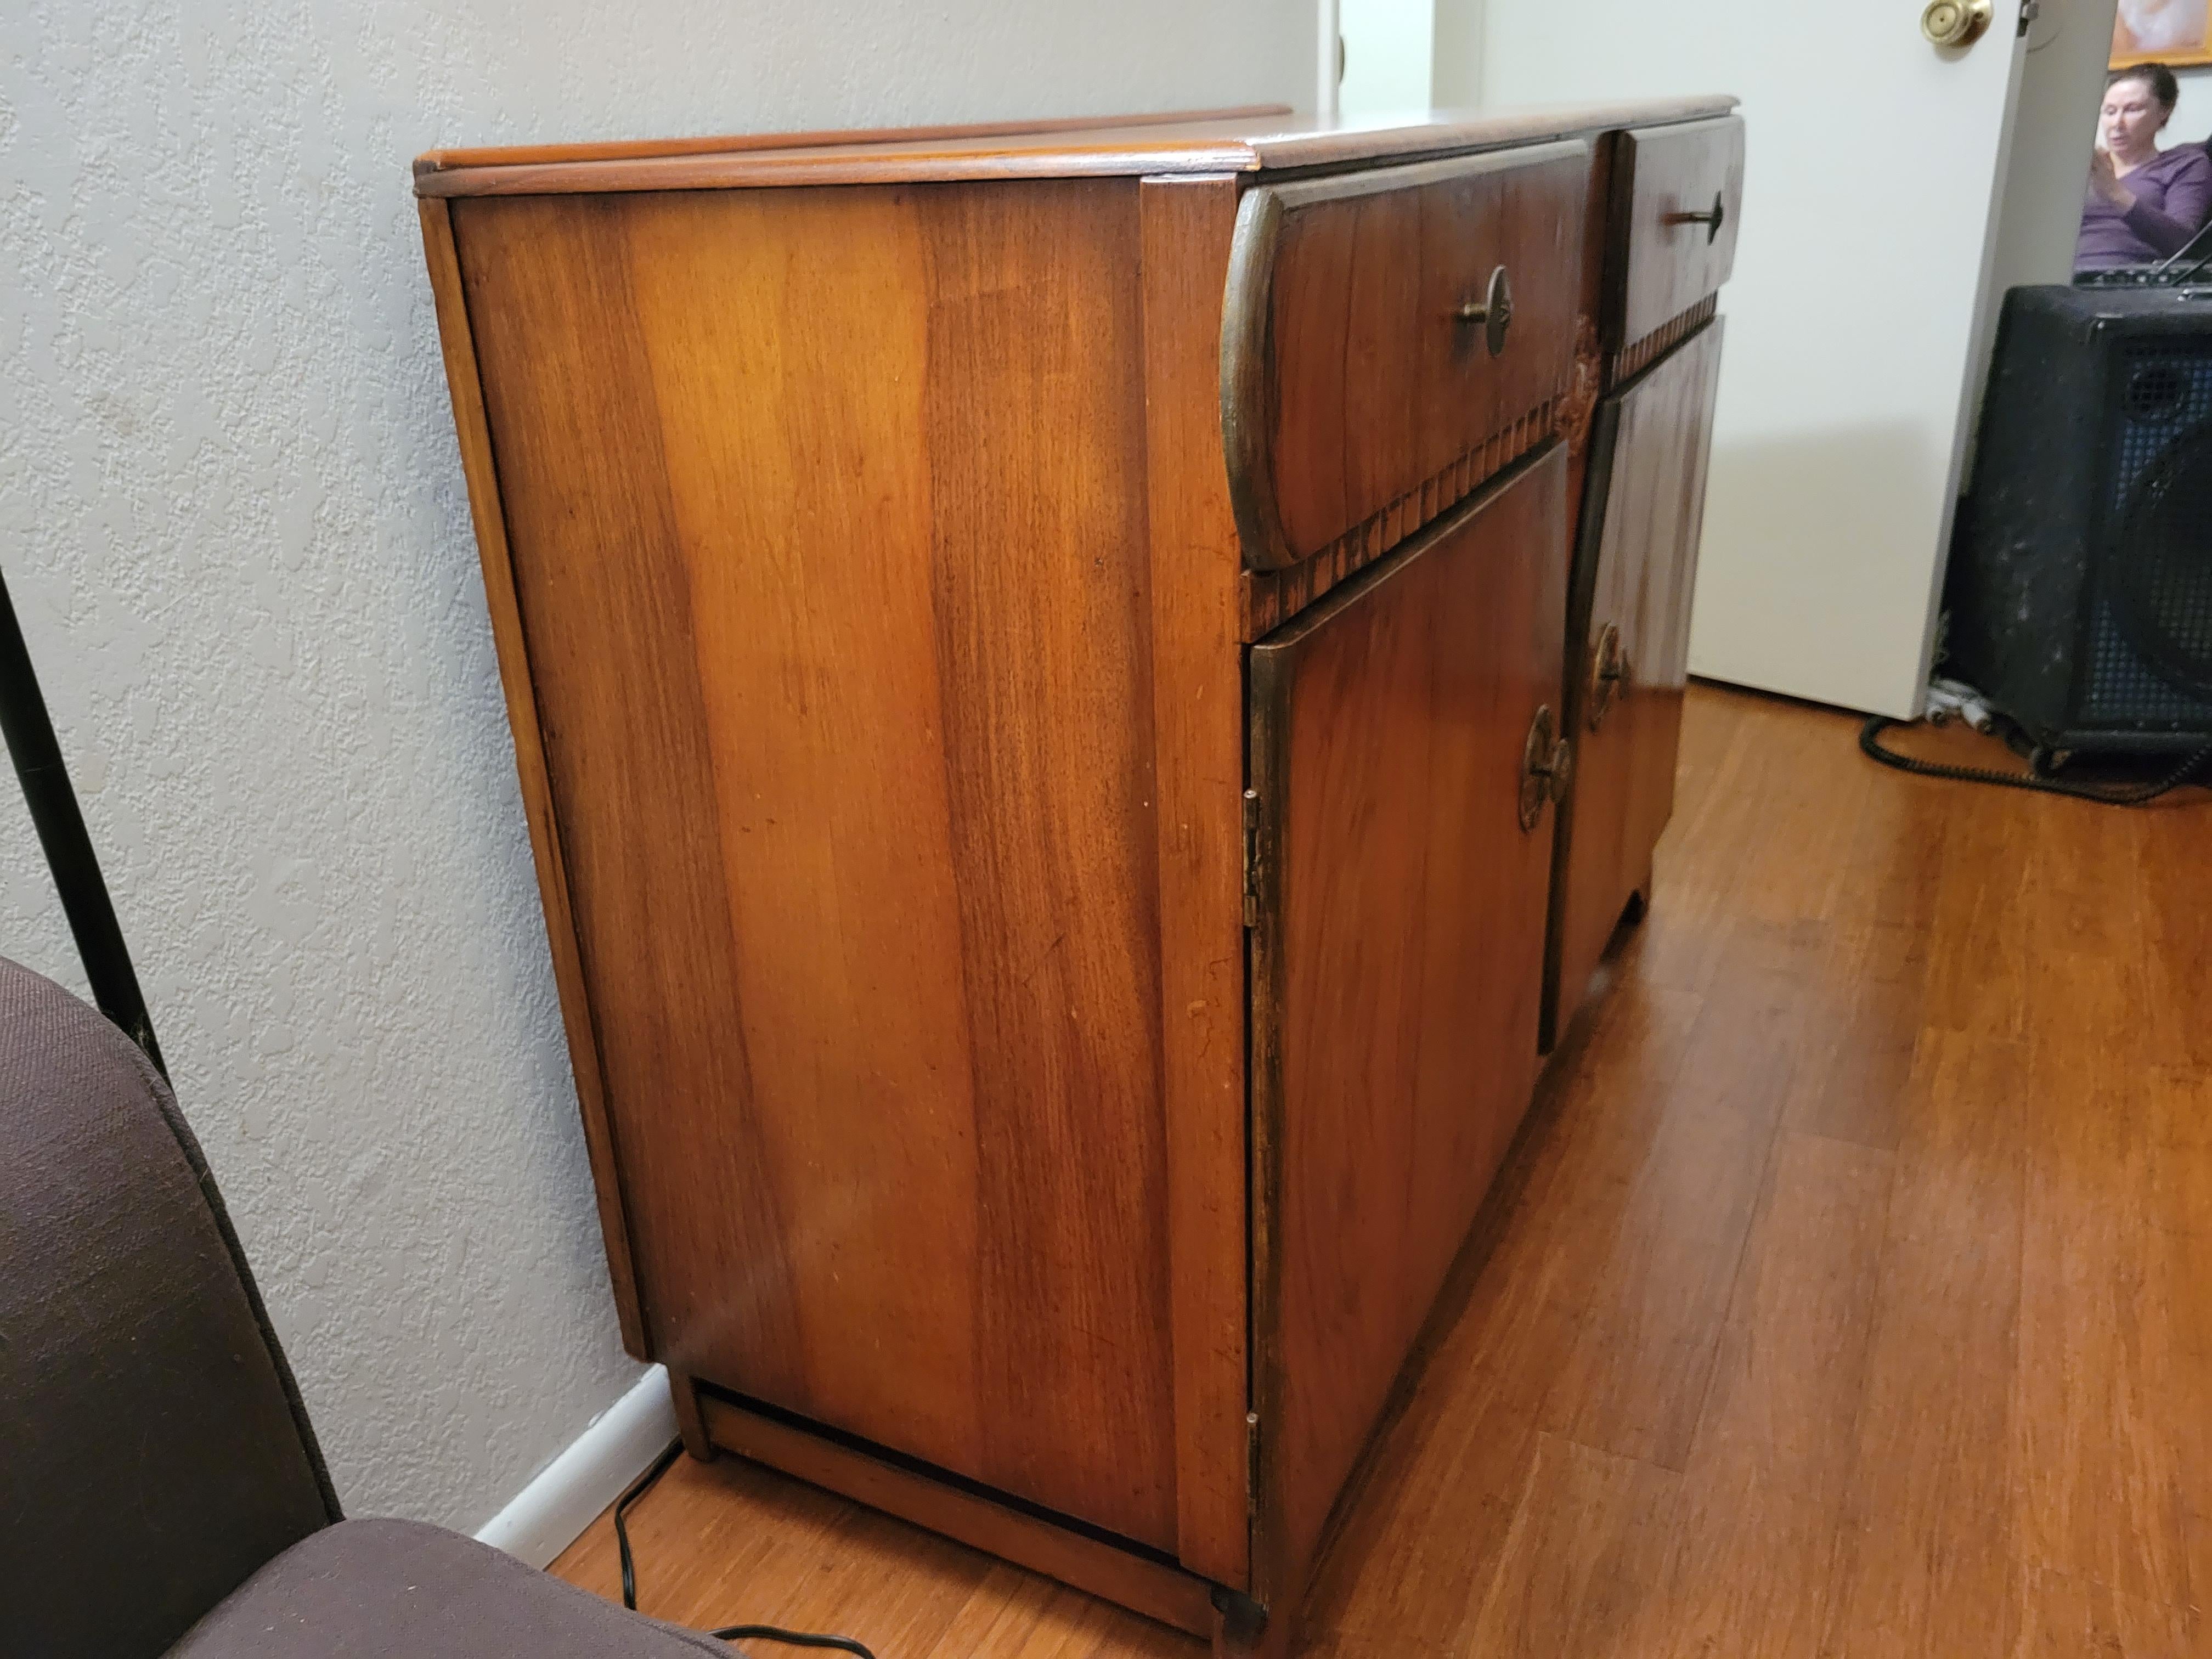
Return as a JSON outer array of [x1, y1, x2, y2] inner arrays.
[[1455, 266, 1515, 358], [1921, 0, 1992, 47], [1587, 623, 1632, 731], [1519, 705, 1572, 831]]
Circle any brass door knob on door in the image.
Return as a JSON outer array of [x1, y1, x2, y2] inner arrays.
[[1519, 705, 1573, 831], [1587, 623, 1631, 731], [1921, 0, 1993, 47], [1455, 266, 1514, 357]]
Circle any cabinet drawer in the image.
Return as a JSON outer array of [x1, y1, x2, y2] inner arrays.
[[1222, 142, 1590, 572], [1605, 116, 1743, 353]]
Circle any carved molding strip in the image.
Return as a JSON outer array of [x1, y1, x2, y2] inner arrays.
[[1606, 294, 1717, 391], [1242, 400, 1559, 640]]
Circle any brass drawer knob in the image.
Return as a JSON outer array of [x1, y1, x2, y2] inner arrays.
[[1455, 266, 1515, 357], [1519, 704, 1573, 831], [1921, 0, 1992, 47], [1588, 622, 1632, 731], [1663, 191, 1728, 247]]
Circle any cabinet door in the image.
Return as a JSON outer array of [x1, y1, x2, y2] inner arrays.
[[1246, 444, 1568, 1602], [1547, 322, 1725, 1048]]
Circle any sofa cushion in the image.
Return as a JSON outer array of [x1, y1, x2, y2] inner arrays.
[[167, 1518, 736, 1657], [0, 956, 337, 1659]]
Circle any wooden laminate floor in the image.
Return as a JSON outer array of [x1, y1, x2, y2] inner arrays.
[[552, 684, 2212, 1658]]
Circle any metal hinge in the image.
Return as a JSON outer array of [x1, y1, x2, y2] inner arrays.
[[2018, 0, 2039, 34], [1246, 1410, 1263, 1521], [1242, 789, 1261, 928]]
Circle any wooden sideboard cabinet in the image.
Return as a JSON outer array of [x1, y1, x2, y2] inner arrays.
[[415, 100, 1740, 1657]]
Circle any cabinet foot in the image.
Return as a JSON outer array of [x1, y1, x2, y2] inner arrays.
[[1212, 1593, 1296, 1659], [670, 1372, 716, 1462]]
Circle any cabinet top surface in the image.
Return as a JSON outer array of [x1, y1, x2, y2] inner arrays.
[[412, 99, 1738, 198]]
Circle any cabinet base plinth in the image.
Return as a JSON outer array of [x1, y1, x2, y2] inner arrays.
[[693, 1386, 1221, 1640]]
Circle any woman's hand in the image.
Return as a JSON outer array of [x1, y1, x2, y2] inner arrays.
[[2091, 144, 2137, 207]]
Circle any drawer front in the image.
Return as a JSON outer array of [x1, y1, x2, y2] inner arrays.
[[1546, 321, 1725, 1049], [1606, 116, 1743, 352], [1223, 142, 1590, 572]]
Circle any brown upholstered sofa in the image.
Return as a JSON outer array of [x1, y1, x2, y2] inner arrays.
[[0, 953, 731, 1657]]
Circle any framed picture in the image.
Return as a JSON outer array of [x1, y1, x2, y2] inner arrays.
[[2113, 0, 2212, 69]]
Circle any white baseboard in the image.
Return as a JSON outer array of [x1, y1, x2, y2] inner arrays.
[[475, 1364, 678, 1568]]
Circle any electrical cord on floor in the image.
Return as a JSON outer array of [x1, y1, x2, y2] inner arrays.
[[616, 1438, 880, 1659], [1860, 715, 2212, 805]]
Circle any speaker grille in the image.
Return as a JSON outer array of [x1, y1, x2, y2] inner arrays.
[[2085, 345, 2212, 725]]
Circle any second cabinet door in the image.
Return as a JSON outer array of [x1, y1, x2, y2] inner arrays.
[[1547, 322, 1726, 1048], [1245, 444, 1569, 1602]]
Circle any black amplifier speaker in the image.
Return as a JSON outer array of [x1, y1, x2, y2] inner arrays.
[[1947, 284, 2212, 756]]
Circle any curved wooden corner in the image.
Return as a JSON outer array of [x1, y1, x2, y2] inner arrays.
[[1218, 188, 1291, 574]]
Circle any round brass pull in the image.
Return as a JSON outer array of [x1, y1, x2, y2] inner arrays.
[[1455, 266, 1515, 358], [1663, 191, 1728, 247], [1587, 622, 1632, 732], [1519, 704, 1573, 832], [1920, 0, 1992, 47]]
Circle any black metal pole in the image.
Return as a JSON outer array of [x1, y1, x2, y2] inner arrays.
[[0, 565, 165, 1077]]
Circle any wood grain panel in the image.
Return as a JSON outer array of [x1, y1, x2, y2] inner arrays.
[[1223, 144, 1589, 571], [2138, 812, 2212, 1071], [1460, 1434, 1680, 1657], [1247, 446, 1570, 1617], [1605, 116, 1744, 351], [1620, 1129, 1894, 1659], [1781, 920, 1931, 1152], [415, 198, 649, 1358], [2016, 1032, 2191, 1608], [1138, 172, 1253, 1590], [1819, 1031, 2024, 1659], [452, 195, 806, 1401], [450, 180, 1179, 1549], [2013, 1567, 2202, 1658], [1546, 322, 1724, 1047], [1536, 1084, 1778, 1471]]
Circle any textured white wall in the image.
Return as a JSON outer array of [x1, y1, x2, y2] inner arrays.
[[0, 0, 1311, 1533]]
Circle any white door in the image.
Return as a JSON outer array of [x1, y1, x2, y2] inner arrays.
[[1477, 1, 2040, 716]]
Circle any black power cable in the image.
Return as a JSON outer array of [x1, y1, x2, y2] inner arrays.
[[1860, 715, 2211, 805], [614, 1439, 879, 1659]]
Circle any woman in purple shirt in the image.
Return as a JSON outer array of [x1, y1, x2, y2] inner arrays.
[[2077, 63, 2212, 272]]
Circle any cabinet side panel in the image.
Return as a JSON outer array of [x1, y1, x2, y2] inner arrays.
[[417, 198, 648, 1360], [1250, 448, 1569, 1607], [1139, 172, 1252, 1589], [452, 194, 810, 1401], [453, 182, 1180, 1549]]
